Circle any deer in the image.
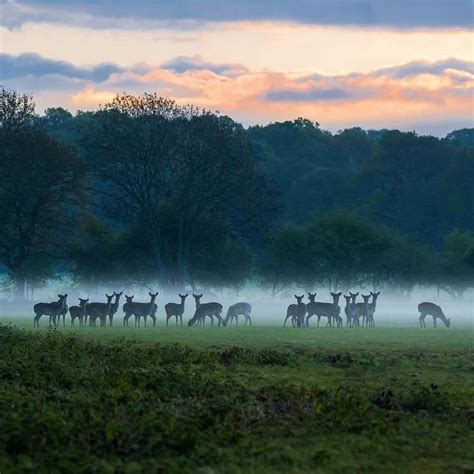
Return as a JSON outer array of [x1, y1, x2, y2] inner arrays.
[[188, 294, 224, 327], [283, 295, 306, 328], [124, 292, 159, 327], [57, 299, 69, 327], [122, 295, 135, 326], [306, 292, 341, 328], [87, 294, 114, 327], [343, 295, 355, 327], [107, 291, 123, 327], [165, 293, 188, 327], [33, 294, 68, 328], [418, 302, 451, 328], [356, 294, 371, 326], [366, 291, 380, 328], [224, 302, 252, 326], [69, 298, 89, 327], [349, 292, 360, 327]]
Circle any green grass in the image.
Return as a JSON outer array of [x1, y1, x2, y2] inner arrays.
[[0, 320, 473, 473]]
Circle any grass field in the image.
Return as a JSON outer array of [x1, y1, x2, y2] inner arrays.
[[0, 319, 473, 473]]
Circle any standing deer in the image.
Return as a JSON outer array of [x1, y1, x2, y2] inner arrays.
[[356, 294, 371, 326], [124, 292, 159, 327], [122, 295, 135, 326], [33, 294, 68, 328], [283, 295, 306, 327], [57, 299, 69, 327], [343, 295, 354, 327], [349, 292, 360, 327], [69, 298, 89, 326], [87, 294, 114, 327], [165, 293, 188, 327], [418, 302, 451, 328], [188, 294, 224, 327], [366, 291, 380, 328], [107, 291, 123, 327], [306, 292, 342, 328], [224, 302, 252, 326]]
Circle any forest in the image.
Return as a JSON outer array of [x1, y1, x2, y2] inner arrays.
[[1, 87, 473, 299]]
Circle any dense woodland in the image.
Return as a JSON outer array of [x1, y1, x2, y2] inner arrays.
[[1, 87, 473, 299]]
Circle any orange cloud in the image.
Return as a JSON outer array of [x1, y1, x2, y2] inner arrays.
[[68, 58, 473, 132]]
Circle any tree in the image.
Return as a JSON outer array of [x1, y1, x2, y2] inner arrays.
[[81, 94, 278, 288], [435, 230, 474, 298], [0, 88, 84, 298]]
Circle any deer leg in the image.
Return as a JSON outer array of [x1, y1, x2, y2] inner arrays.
[[180, 315, 183, 327], [317, 315, 321, 327], [248, 316, 252, 327], [283, 314, 291, 327], [433, 316, 437, 328]]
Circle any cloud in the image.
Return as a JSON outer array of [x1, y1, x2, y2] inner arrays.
[[161, 55, 248, 77], [0, 52, 130, 81], [374, 58, 474, 79], [266, 87, 352, 102], [2, 0, 472, 29], [4, 52, 472, 135]]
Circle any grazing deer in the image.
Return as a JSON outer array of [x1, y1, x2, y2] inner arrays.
[[366, 291, 380, 328], [188, 294, 224, 327], [165, 293, 188, 327], [306, 292, 342, 328], [349, 292, 360, 327], [224, 302, 252, 326], [124, 292, 159, 327], [87, 294, 114, 327], [107, 291, 122, 327], [418, 302, 451, 328], [69, 298, 89, 326], [283, 295, 306, 327], [33, 294, 68, 328], [356, 294, 371, 326]]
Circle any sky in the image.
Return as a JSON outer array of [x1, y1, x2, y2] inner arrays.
[[0, 0, 473, 135]]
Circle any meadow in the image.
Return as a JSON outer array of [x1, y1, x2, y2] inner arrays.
[[0, 319, 473, 473]]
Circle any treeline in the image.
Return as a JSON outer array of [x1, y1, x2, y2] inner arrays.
[[0, 88, 473, 298]]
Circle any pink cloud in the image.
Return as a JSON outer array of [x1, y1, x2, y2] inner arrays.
[[61, 57, 473, 130]]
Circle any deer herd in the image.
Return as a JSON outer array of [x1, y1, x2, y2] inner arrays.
[[32, 290, 452, 328], [283, 291, 380, 328], [33, 292, 253, 328]]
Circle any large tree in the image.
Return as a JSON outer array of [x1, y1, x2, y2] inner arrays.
[[0, 88, 85, 298], [80, 93, 278, 288]]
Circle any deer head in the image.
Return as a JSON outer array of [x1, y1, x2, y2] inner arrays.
[[125, 295, 134, 303], [330, 292, 342, 304], [105, 294, 114, 304], [370, 291, 380, 305], [113, 291, 123, 297], [362, 294, 371, 304], [148, 292, 158, 302], [445, 317, 451, 328], [343, 295, 351, 305], [308, 292, 317, 302], [295, 295, 304, 304], [78, 298, 89, 306], [179, 293, 188, 300]]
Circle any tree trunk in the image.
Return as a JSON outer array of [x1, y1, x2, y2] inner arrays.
[[150, 215, 168, 287], [14, 274, 27, 301]]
